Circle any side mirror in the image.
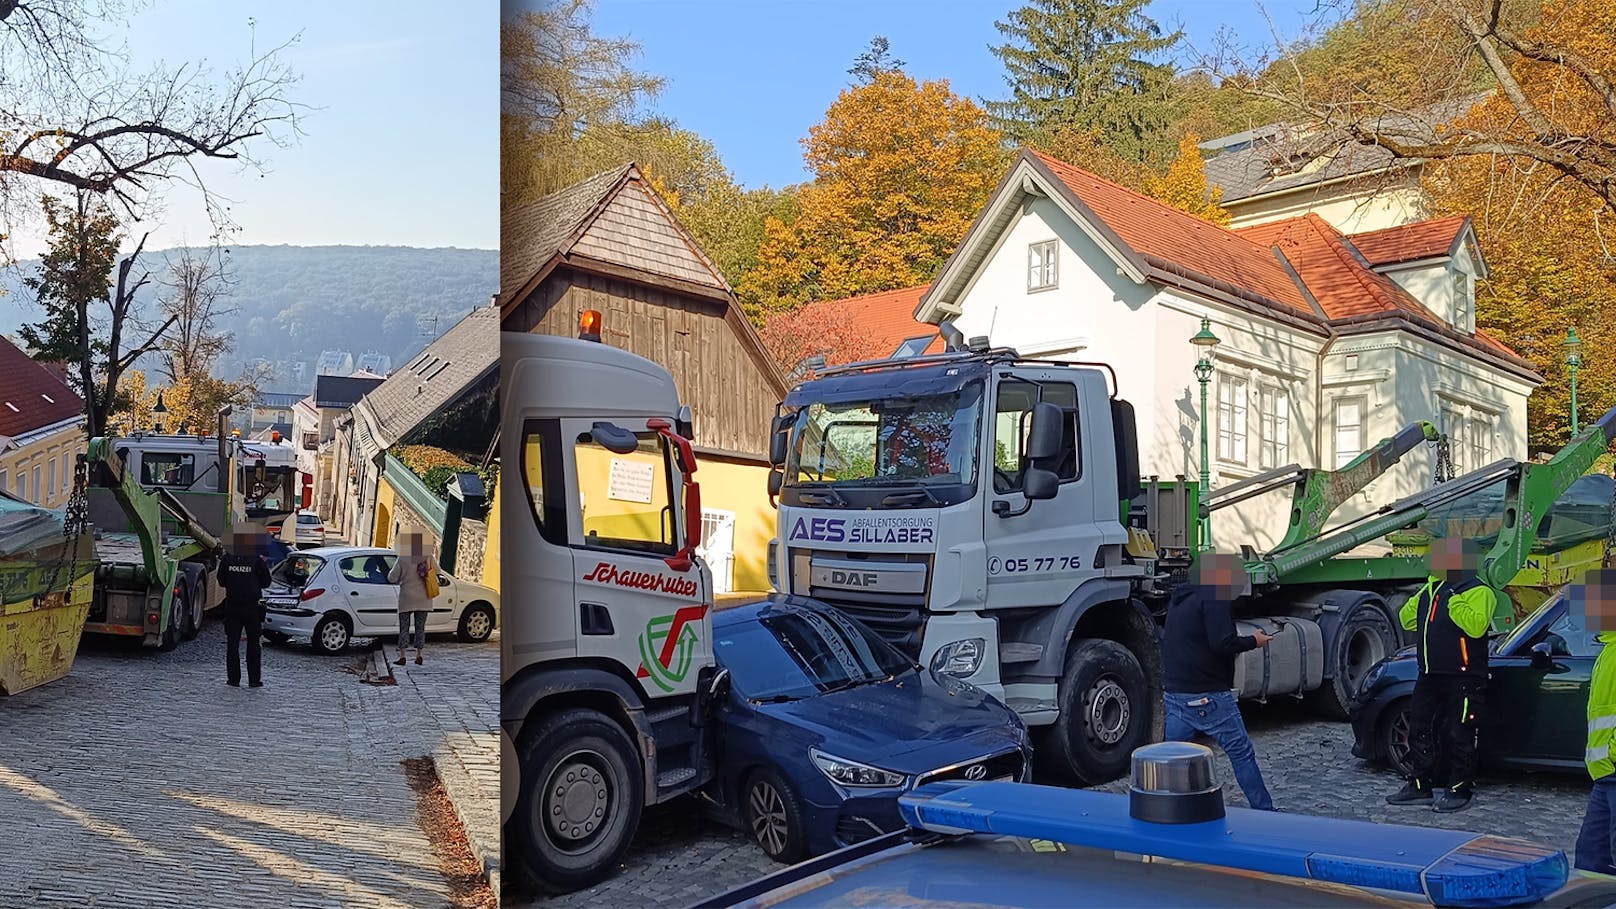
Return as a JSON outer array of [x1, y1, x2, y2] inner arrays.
[[588, 421, 640, 455], [768, 469, 784, 498], [1023, 467, 1059, 501], [1530, 641, 1555, 666], [769, 414, 792, 467], [1026, 401, 1063, 463]]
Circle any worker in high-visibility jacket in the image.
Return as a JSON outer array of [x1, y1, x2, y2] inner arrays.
[[1574, 573, 1616, 874], [1386, 536, 1497, 813]]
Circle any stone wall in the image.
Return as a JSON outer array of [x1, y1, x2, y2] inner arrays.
[[457, 518, 488, 585]]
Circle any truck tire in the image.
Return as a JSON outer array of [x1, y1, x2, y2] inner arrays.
[[1310, 605, 1396, 720], [513, 707, 644, 894], [159, 595, 181, 652], [181, 570, 204, 641], [1048, 639, 1150, 785]]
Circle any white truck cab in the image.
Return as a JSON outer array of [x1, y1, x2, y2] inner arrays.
[[500, 314, 722, 892]]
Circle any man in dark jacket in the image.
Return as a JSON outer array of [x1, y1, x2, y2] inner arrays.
[[218, 529, 273, 688], [1386, 535, 1499, 812], [1163, 552, 1275, 810]]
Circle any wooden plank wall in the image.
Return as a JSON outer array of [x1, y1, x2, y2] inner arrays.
[[510, 270, 776, 459]]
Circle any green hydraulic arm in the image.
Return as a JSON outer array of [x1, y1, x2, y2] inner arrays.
[[1201, 420, 1441, 550], [85, 437, 222, 589], [1249, 404, 1616, 627]]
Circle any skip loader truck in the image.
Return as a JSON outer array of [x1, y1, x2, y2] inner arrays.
[[765, 327, 1616, 785], [501, 311, 726, 892]]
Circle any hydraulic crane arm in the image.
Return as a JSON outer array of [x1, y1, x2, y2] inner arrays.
[[1250, 404, 1616, 588], [85, 437, 223, 583], [1202, 420, 1440, 547]]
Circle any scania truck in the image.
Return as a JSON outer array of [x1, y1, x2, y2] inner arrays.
[[765, 329, 1616, 785], [500, 312, 725, 892]]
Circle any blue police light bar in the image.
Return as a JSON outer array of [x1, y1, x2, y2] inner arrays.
[[898, 782, 1568, 908]]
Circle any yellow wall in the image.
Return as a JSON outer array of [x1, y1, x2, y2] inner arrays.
[[575, 443, 675, 545], [0, 426, 85, 509], [483, 481, 501, 594], [697, 456, 774, 594], [373, 478, 396, 549]]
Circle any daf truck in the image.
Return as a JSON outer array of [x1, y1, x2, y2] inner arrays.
[[500, 313, 725, 892], [765, 331, 1616, 785]]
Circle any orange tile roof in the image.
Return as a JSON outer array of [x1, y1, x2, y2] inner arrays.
[[1028, 150, 1316, 320], [796, 284, 942, 364], [1345, 216, 1469, 268]]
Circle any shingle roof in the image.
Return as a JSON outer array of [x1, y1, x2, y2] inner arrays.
[[0, 338, 83, 438], [1202, 96, 1486, 203], [313, 374, 386, 410], [793, 285, 944, 364], [1028, 150, 1318, 321], [254, 392, 305, 410], [351, 304, 498, 454], [1344, 216, 1470, 268], [500, 165, 632, 306]]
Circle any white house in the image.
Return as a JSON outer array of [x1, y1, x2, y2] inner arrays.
[[912, 149, 1541, 552]]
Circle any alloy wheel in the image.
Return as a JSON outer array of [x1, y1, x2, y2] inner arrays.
[[749, 780, 789, 856]]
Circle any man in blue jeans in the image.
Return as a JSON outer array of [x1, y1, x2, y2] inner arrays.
[[1162, 553, 1276, 810]]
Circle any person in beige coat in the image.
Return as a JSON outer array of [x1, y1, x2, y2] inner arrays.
[[388, 533, 436, 665]]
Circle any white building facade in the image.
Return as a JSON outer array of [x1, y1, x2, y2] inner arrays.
[[915, 151, 1540, 552]]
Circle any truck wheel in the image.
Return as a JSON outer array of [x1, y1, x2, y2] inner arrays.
[[457, 603, 496, 642], [159, 595, 181, 652], [310, 614, 352, 654], [513, 708, 643, 893], [181, 572, 204, 641], [745, 767, 808, 864], [1049, 639, 1150, 785], [1379, 698, 1415, 778], [1310, 605, 1395, 720]]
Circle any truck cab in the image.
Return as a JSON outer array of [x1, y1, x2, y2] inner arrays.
[[769, 344, 1162, 784], [500, 317, 721, 892]]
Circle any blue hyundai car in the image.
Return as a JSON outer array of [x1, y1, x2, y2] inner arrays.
[[708, 595, 1030, 864]]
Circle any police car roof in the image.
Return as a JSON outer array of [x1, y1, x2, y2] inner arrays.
[[700, 781, 1601, 909]]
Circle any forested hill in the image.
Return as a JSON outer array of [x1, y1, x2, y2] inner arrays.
[[0, 244, 498, 393]]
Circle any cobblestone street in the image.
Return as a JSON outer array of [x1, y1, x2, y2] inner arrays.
[[508, 699, 1595, 908], [0, 617, 499, 909]]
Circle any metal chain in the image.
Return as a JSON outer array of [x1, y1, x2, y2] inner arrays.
[[1604, 463, 1616, 568], [1433, 433, 1456, 485], [38, 453, 90, 609]]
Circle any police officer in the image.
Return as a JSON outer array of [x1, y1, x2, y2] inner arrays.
[[218, 529, 272, 688], [1386, 535, 1498, 812]]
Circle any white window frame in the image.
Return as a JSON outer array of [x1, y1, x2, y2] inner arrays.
[[1333, 396, 1367, 468], [1468, 412, 1494, 469], [1028, 239, 1058, 292], [61, 452, 71, 494], [1258, 385, 1290, 470], [47, 458, 55, 502], [1216, 375, 1249, 465], [1451, 267, 1473, 333], [31, 465, 41, 504], [1441, 407, 1466, 474], [696, 508, 737, 595]]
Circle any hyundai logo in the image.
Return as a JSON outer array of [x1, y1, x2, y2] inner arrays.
[[963, 764, 988, 781]]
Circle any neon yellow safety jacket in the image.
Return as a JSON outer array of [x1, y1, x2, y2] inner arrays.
[[1399, 574, 1496, 676], [1587, 631, 1616, 781]]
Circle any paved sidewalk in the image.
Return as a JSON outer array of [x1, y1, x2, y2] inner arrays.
[[0, 618, 498, 908]]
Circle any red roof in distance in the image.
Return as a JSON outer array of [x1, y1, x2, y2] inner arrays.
[[0, 337, 84, 438]]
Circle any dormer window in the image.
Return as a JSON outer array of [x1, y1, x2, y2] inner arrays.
[[1028, 240, 1058, 292], [1451, 267, 1474, 333]]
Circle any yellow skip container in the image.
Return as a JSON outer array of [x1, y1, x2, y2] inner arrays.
[[0, 495, 95, 696]]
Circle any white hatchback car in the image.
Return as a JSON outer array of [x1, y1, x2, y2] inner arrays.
[[267, 510, 327, 549], [261, 545, 499, 654]]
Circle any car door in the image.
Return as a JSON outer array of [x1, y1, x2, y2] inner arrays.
[[427, 571, 457, 631], [337, 552, 399, 633], [1484, 599, 1596, 768]]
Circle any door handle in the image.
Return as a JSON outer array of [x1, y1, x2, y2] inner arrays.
[[350, 591, 359, 596]]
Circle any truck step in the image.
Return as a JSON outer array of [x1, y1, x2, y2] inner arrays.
[[645, 705, 689, 726], [1000, 642, 1044, 664], [657, 767, 698, 789]]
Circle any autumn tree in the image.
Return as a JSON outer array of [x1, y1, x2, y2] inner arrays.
[[849, 36, 905, 85], [149, 247, 257, 431], [760, 303, 896, 373], [19, 193, 174, 438], [501, 0, 665, 202], [0, 0, 299, 228], [740, 73, 1007, 315], [987, 0, 1181, 163]]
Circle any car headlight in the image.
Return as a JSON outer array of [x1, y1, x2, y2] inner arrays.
[[810, 749, 905, 788], [1356, 660, 1388, 698], [930, 638, 986, 678]]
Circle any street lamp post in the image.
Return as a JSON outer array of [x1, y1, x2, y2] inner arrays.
[[152, 391, 169, 433], [1564, 327, 1584, 437], [1190, 317, 1220, 553]]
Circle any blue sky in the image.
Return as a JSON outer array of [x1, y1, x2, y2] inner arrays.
[[589, 0, 1328, 191], [9, 0, 497, 258]]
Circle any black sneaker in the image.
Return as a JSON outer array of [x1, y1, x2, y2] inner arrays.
[[248, 681, 264, 689], [1385, 782, 1432, 805], [1433, 788, 1472, 813], [226, 680, 240, 687]]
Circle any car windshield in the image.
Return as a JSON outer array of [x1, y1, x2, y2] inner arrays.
[[717, 606, 914, 701], [1496, 593, 1566, 655], [786, 385, 982, 489], [270, 553, 324, 588]]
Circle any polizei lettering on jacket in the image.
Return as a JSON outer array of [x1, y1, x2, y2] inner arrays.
[[581, 561, 699, 597], [786, 515, 935, 544]]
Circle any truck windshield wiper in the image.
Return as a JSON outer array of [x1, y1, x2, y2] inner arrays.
[[881, 488, 939, 506], [791, 483, 847, 506]]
